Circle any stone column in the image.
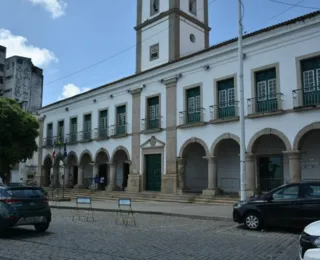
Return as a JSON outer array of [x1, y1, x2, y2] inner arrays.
[[162, 77, 179, 193], [284, 150, 301, 183], [202, 156, 217, 196], [246, 153, 255, 197], [36, 116, 45, 186], [106, 162, 117, 191], [76, 167, 85, 188], [127, 88, 142, 193], [176, 157, 185, 194]]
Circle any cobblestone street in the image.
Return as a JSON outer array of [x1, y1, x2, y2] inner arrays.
[[0, 209, 300, 260]]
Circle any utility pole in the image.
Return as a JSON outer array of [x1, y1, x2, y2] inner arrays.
[[238, 0, 246, 201]]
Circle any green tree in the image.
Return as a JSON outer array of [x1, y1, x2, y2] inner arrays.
[[0, 97, 39, 182]]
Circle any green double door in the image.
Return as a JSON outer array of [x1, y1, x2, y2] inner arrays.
[[145, 154, 162, 192]]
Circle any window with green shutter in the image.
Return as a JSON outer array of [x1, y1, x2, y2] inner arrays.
[[84, 114, 91, 140], [186, 86, 201, 123], [99, 110, 108, 138], [70, 118, 77, 142], [147, 96, 159, 129], [255, 68, 278, 113], [301, 56, 320, 106], [116, 105, 126, 135], [217, 78, 235, 119], [57, 121, 64, 144], [46, 123, 53, 145]]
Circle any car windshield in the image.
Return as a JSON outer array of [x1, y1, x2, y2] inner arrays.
[[6, 188, 44, 198]]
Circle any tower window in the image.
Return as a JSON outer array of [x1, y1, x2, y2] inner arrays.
[[150, 43, 159, 61], [189, 0, 197, 15], [150, 0, 159, 16]]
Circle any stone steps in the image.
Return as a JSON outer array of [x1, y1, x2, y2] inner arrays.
[[44, 188, 238, 205]]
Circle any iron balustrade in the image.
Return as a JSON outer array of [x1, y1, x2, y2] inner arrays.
[[210, 101, 239, 120], [292, 87, 320, 108], [141, 116, 162, 131], [247, 93, 283, 114], [95, 127, 109, 139], [109, 123, 128, 136], [179, 108, 205, 125]]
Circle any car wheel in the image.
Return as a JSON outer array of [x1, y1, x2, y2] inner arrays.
[[244, 212, 262, 231], [34, 223, 50, 233]]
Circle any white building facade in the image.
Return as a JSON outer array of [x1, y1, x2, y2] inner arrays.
[[36, 1, 320, 197]]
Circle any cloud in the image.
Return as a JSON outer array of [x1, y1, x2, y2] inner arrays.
[[58, 83, 91, 100], [0, 29, 58, 67], [27, 0, 67, 19]]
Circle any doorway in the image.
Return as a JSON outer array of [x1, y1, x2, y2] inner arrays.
[[259, 155, 283, 192], [98, 164, 107, 190], [145, 154, 162, 192], [72, 166, 78, 186]]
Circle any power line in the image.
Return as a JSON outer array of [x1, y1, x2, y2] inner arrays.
[[244, 0, 306, 34], [45, 0, 217, 86], [267, 0, 320, 10]]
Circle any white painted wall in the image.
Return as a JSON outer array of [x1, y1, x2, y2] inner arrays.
[[141, 18, 169, 72], [141, 0, 170, 21], [179, 0, 205, 23], [179, 19, 205, 57]]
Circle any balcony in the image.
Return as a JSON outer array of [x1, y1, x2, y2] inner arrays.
[[66, 133, 78, 144], [141, 116, 162, 133], [209, 101, 239, 122], [79, 130, 93, 142], [43, 136, 54, 147], [94, 127, 109, 140], [56, 135, 65, 145], [179, 108, 205, 127], [293, 87, 320, 109], [247, 93, 283, 116], [109, 124, 128, 137]]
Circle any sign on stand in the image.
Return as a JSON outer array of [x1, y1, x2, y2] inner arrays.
[[116, 198, 136, 227], [72, 197, 94, 222]]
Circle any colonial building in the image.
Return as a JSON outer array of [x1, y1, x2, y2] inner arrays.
[[36, 1, 320, 197]]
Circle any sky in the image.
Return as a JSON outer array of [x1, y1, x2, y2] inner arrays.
[[0, 0, 319, 106]]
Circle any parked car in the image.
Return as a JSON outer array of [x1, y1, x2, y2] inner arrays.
[[233, 181, 320, 231], [299, 220, 320, 259], [0, 184, 51, 235]]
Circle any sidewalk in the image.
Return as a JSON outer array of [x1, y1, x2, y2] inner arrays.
[[49, 199, 234, 221]]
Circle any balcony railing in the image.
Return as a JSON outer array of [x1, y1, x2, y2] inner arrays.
[[79, 130, 93, 142], [210, 101, 239, 121], [43, 136, 54, 147], [179, 108, 205, 125], [141, 116, 162, 131], [56, 135, 65, 145], [66, 133, 78, 143], [247, 93, 283, 115], [293, 87, 320, 108], [109, 124, 128, 136], [95, 127, 109, 139]]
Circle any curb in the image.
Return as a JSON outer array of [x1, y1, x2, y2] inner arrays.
[[50, 205, 233, 222]]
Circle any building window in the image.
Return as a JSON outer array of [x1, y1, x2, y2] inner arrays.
[[147, 96, 160, 129], [150, 0, 159, 16], [0, 64, 4, 71], [300, 56, 320, 106], [17, 58, 23, 64], [0, 77, 3, 84], [6, 63, 10, 70], [150, 43, 159, 61], [189, 0, 197, 15], [99, 109, 108, 138], [116, 105, 126, 135], [70, 117, 77, 143], [57, 121, 64, 144], [254, 68, 278, 113], [217, 78, 236, 119], [46, 123, 53, 146], [83, 114, 92, 140], [186, 86, 201, 123]]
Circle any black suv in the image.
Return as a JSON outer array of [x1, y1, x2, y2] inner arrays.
[[0, 184, 51, 234], [233, 181, 320, 230]]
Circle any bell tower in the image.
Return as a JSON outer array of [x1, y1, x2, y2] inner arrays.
[[135, 0, 211, 73]]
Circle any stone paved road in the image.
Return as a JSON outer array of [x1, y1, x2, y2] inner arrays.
[[0, 209, 300, 260]]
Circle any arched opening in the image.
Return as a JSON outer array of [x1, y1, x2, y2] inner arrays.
[[67, 153, 78, 187], [252, 134, 288, 192], [298, 129, 320, 180], [43, 156, 52, 187], [113, 149, 129, 191], [182, 142, 208, 193], [79, 153, 93, 189], [95, 151, 109, 190], [214, 139, 240, 193]]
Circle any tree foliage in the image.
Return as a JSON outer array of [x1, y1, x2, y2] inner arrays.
[[0, 97, 39, 180]]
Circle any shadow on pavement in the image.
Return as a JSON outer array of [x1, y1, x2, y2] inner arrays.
[[0, 227, 54, 239], [236, 224, 302, 234]]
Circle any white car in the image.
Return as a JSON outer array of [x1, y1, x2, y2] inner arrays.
[[300, 220, 320, 260]]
